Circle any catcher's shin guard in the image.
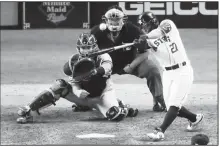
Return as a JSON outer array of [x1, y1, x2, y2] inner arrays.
[[117, 101, 139, 117], [106, 106, 129, 121], [28, 79, 71, 114], [17, 91, 57, 123], [28, 90, 57, 114]]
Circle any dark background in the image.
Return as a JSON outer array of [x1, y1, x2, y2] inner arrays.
[[25, 2, 88, 28], [1, 1, 218, 29], [89, 2, 218, 28]]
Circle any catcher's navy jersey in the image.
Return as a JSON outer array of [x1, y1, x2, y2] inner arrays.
[[91, 22, 144, 74], [63, 53, 112, 97]]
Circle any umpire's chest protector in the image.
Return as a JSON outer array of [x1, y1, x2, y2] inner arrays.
[[91, 22, 142, 73]]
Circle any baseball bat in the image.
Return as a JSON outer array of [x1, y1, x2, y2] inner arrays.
[[88, 43, 134, 57]]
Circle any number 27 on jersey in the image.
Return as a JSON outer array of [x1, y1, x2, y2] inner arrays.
[[170, 43, 178, 53]]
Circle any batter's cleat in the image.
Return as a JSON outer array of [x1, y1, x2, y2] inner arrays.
[[127, 108, 139, 117], [153, 104, 166, 112], [187, 114, 204, 131], [72, 104, 92, 112], [146, 127, 165, 141]]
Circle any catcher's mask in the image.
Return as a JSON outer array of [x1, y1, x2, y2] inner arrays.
[[102, 5, 128, 37], [76, 33, 99, 57], [137, 11, 159, 34]]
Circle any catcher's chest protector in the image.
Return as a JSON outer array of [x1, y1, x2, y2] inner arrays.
[[91, 23, 139, 73], [80, 76, 108, 97]]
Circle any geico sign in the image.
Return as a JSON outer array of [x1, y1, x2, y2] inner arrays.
[[119, 2, 218, 15]]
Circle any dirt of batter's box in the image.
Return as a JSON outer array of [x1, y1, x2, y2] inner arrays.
[[1, 103, 218, 145]]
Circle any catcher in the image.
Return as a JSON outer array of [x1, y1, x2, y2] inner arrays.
[[16, 33, 138, 124]]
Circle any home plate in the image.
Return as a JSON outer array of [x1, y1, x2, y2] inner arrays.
[[76, 133, 115, 138]]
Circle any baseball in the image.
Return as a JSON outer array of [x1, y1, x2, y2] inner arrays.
[[99, 23, 107, 31]]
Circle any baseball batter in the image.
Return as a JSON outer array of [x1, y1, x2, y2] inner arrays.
[[129, 12, 204, 141], [16, 33, 138, 123]]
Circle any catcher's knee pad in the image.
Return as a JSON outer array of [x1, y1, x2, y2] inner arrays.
[[49, 79, 72, 98], [106, 106, 128, 121]]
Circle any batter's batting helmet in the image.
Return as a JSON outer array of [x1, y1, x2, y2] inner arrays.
[[137, 11, 159, 33]]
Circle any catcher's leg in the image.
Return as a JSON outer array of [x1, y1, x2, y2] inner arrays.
[[89, 79, 138, 121], [64, 92, 93, 112], [17, 79, 71, 124], [135, 57, 166, 112], [71, 103, 93, 112], [87, 95, 129, 121]]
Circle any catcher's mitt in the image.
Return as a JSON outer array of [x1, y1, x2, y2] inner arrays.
[[191, 134, 209, 145], [72, 57, 96, 82]]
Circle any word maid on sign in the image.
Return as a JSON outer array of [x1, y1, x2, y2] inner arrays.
[[38, 2, 74, 25]]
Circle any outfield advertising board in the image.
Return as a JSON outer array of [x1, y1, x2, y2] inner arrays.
[[90, 2, 218, 28], [117, 2, 218, 28], [23, 2, 218, 29], [24, 2, 88, 29]]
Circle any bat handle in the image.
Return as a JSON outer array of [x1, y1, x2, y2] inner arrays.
[[114, 43, 134, 50]]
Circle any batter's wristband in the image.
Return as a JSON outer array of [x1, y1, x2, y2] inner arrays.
[[128, 64, 134, 71]]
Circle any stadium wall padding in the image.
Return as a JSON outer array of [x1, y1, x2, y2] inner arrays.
[[0, 2, 218, 29]]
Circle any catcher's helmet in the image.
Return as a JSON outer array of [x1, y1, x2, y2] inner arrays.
[[137, 12, 159, 33], [76, 33, 99, 56], [102, 5, 128, 34]]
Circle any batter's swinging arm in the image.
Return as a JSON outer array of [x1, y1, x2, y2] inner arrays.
[[85, 42, 148, 74], [123, 51, 149, 74]]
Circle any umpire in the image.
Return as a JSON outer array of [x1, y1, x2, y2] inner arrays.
[[90, 5, 166, 111]]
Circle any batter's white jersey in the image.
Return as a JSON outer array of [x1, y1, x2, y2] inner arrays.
[[147, 19, 190, 68], [146, 19, 193, 109]]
